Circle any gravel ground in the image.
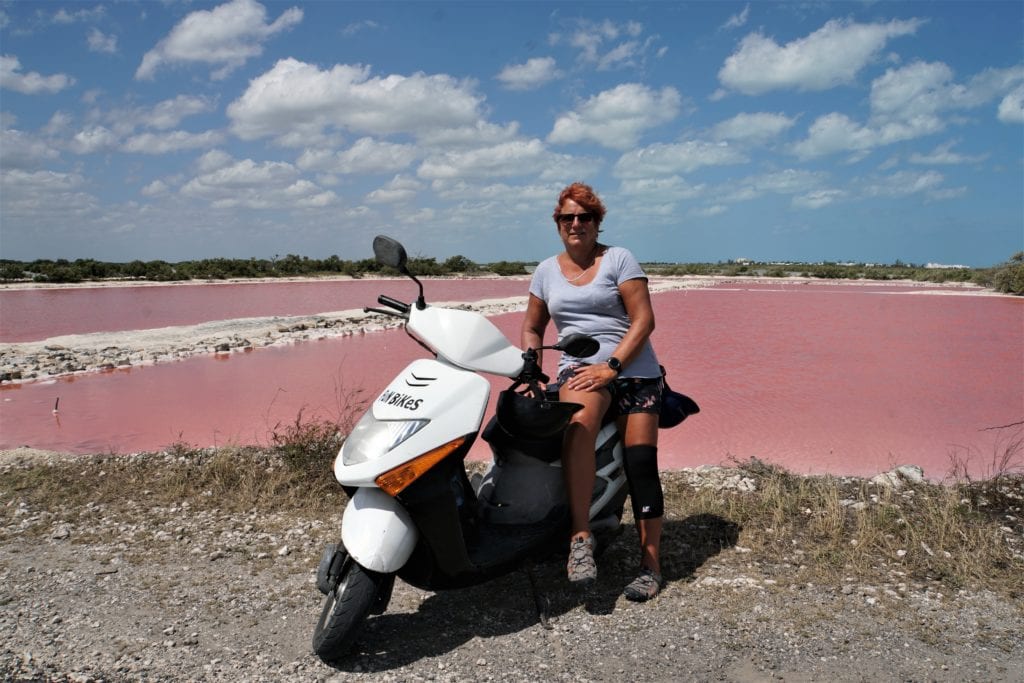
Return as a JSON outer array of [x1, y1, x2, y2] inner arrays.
[[2, 452, 1022, 683]]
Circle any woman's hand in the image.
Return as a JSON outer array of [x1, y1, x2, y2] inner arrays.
[[566, 363, 618, 392]]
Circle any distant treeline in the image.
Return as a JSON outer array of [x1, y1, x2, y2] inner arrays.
[[2, 251, 1022, 295]]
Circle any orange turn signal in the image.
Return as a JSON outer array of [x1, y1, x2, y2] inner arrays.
[[375, 436, 467, 496]]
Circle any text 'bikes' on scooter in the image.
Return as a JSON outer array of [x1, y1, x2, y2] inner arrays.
[[312, 235, 628, 662]]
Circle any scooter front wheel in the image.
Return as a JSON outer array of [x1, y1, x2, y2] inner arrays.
[[312, 560, 386, 662]]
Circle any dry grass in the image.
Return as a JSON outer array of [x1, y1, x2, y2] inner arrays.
[[3, 422, 1022, 600], [660, 452, 1023, 597]]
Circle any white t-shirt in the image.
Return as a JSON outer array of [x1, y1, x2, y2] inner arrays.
[[528, 245, 661, 378]]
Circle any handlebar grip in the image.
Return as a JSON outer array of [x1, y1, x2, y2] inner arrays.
[[377, 295, 411, 313]]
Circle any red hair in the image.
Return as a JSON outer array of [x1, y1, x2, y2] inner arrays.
[[553, 182, 607, 227]]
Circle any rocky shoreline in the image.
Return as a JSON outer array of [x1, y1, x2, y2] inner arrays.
[[0, 297, 525, 384]]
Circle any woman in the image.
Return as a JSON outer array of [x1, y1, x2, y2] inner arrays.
[[521, 182, 666, 602]]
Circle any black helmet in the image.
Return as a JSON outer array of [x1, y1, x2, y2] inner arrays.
[[496, 390, 582, 438]]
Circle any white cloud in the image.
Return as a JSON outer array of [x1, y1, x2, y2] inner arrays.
[[497, 57, 562, 91], [719, 18, 923, 95], [997, 84, 1024, 124], [617, 176, 705, 219], [0, 55, 75, 94], [722, 4, 750, 31], [136, 0, 302, 81], [416, 121, 520, 149], [141, 180, 170, 197], [691, 205, 727, 218], [69, 126, 119, 154], [548, 83, 681, 150], [793, 62, 1024, 159], [619, 176, 705, 201], [52, 7, 106, 24], [135, 95, 217, 131], [862, 170, 945, 197], [926, 186, 967, 201], [121, 130, 225, 154], [614, 140, 747, 179], [0, 128, 61, 169], [183, 158, 297, 193], [418, 139, 556, 180], [227, 58, 484, 144], [0, 169, 97, 219], [196, 149, 235, 173], [792, 189, 846, 209], [909, 141, 988, 165], [712, 112, 797, 144], [341, 20, 379, 37], [366, 175, 423, 204], [296, 137, 418, 175], [87, 28, 117, 54], [563, 19, 658, 71], [718, 169, 827, 205], [429, 180, 553, 204], [791, 113, 879, 160], [180, 155, 337, 210], [869, 61, 955, 125]]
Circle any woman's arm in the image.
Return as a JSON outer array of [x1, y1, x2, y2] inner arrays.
[[521, 293, 551, 366], [611, 278, 656, 369]]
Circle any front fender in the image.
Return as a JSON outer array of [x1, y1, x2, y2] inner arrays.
[[341, 488, 418, 573]]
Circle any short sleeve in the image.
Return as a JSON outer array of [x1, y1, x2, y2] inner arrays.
[[611, 247, 647, 286], [529, 256, 555, 301]]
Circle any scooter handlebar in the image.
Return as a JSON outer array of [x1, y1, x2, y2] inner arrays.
[[363, 306, 407, 318], [377, 295, 411, 313]]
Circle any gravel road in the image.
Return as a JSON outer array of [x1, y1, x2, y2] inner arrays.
[[2, 456, 1022, 683]]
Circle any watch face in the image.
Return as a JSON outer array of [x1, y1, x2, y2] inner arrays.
[[608, 357, 622, 372]]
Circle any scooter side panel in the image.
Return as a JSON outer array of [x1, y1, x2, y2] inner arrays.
[[341, 488, 418, 573]]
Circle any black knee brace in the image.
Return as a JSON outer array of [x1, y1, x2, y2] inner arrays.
[[623, 445, 663, 519]]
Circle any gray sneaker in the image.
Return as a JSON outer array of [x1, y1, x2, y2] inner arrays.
[[623, 568, 663, 602], [566, 535, 597, 585]]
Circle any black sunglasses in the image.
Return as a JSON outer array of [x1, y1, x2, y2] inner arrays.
[[557, 212, 595, 226]]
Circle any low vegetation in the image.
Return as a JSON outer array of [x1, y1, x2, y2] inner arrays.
[[647, 253, 1024, 294], [0, 253, 525, 283], [3, 252, 1022, 294], [3, 413, 1021, 599]]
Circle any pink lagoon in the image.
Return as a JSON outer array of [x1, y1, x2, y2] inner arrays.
[[1, 279, 1021, 480]]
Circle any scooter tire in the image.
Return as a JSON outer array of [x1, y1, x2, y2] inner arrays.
[[312, 561, 386, 662]]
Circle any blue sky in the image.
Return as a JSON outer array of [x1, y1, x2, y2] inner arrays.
[[1, 1, 1021, 267]]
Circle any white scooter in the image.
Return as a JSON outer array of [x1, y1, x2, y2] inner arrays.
[[312, 235, 627, 662]]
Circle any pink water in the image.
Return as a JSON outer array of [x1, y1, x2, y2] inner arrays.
[[0, 278, 529, 342], [1, 282, 1021, 479]]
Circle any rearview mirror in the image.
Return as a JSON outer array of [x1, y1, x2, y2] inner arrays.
[[555, 333, 599, 358], [373, 235, 408, 271]]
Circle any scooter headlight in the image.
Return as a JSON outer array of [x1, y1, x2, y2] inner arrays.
[[341, 410, 429, 465]]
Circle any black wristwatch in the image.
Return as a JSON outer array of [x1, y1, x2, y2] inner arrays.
[[607, 357, 623, 374]]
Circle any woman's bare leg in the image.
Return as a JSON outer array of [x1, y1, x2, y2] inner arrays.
[[561, 388, 610, 538]]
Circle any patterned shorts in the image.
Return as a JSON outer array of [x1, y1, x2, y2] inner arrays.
[[556, 364, 664, 416]]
